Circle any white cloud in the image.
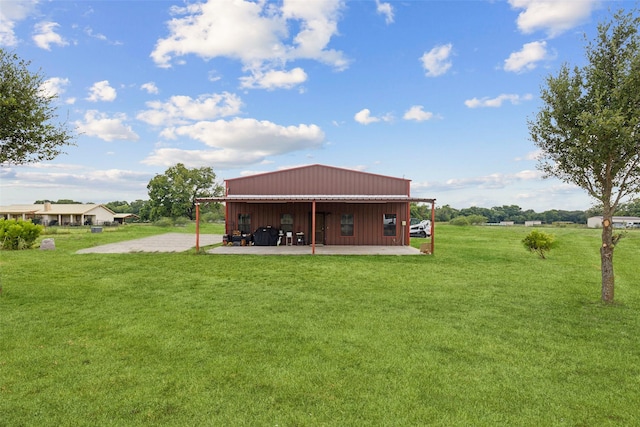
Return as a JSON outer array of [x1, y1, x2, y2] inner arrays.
[[354, 109, 378, 124], [40, 77, 70, 98], [150, 0, 347, 89], [32, 21, 68, 50], [514, 170, 543, 180], [0, 0, 38, 46], [141, 82, 159, 94], [239, 67, 307, 90], [137, 92, 242, 126], [143, 117, 324, 168], [504, 41, 551, 73], [161, 118, 323, 149], [86, 80, 117, 102], [420, 43, 453, 77], [75, 110, 139, 142], [376, 0, 394, 25], [354, 108, 392, 125], [403, 105, 434, 122], [515, 150, 543, 161], [465, 93, 533, 108], [439, 169, 543, 191], [84, 27, 107, 41], [0, 164, 152, 204], [509, 0, 599, 37]]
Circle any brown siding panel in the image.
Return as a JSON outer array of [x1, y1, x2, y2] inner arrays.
[[227, 164, 409, 196], [226, 201, 409, 246]]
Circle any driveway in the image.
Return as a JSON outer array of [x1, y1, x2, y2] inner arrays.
[[76, 233, 222, 254]]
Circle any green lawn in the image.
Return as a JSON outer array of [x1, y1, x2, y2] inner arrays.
[[1, 224, 639, 426]]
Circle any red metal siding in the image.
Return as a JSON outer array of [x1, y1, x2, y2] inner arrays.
[[226, 164, 409, 196], [226, 201, 409, 246]]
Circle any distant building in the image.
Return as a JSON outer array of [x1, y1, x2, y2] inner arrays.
[[525, 221, 543, 227], [0, 203, 115, 226], [587, 216, 640, 228]]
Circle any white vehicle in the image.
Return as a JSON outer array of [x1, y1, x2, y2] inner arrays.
[[410, 219, 431, 238]]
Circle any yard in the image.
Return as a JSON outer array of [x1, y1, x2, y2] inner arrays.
[[1, 224, 639, 425]]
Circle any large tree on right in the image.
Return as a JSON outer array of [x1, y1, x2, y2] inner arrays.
[[529, 10, 640, 303]]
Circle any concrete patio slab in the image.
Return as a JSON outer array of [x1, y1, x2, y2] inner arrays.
[[208, 244, 423, 255]]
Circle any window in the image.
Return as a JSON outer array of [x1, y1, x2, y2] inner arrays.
[[383, 214, 396, 236], [280, 213, 293, 233], [341, 214, 354, 236], [238, 214, 251, 234]]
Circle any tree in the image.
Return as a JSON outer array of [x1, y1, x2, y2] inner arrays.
[[617, 198, 640, 217], [434, 204, 459, 222], [528, 10, 640, 302], [410, 202, 431, 221], [0, 49, 75, 165], [147, 163, 223, 221], [522, 230, 555, 260]]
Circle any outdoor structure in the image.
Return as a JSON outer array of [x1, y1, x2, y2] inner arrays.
[[525, 220, 543, 227], [587, 216, 640, 229], [196, 164, 435, 254], [0, 203, 115, 226], [113, 213, 139, 224]]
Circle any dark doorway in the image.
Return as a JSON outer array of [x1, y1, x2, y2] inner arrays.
[[310, 212, 326, 245]]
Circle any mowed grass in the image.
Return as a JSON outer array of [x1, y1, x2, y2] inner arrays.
[[1, 224, 639, 426]]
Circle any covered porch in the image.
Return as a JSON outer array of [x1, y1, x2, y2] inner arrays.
[[195, 195, 435, 255]]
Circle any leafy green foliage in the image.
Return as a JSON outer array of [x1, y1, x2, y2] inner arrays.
[[449, 216, 470, 226], [147, 163, 223, 221], [522, 230, 556, 259], [449, 215, 487, 226], [0, 219, 44, 250], [153, 217, 174, 227], [528, 10, 640, 301], [433, 204, 587, 224], [0, 49, 76, 164]]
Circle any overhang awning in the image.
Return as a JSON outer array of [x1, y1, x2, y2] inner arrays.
[[196, 195, 435, 204]]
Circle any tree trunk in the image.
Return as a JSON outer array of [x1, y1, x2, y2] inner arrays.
[[600, 215, 615, 302]]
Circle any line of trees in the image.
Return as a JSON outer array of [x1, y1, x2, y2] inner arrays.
[[411, 199, 640, 225]]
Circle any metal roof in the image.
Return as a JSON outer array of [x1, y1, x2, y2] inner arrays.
[[0, 204, 115, 215], [197, 195, 435, 203]]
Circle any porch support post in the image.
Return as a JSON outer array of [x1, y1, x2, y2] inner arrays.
[[195, 203, 200, 252], [312, 199, 316, 255], [224, 197, 229, 235], [430, 201, 436, 255], [405, 202, 410, 246]]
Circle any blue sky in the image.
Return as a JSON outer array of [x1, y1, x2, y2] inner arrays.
[[0, 0, 631, 210]]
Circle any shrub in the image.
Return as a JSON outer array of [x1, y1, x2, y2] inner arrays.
[[153, 217, 174, 227], [522, 230, 556, 259], [201, 212, 222, 223], [450, 216, 470, 226], [0, 219, 44, 250], [467, 214, 488, 225], [173, 216, 190, 227]]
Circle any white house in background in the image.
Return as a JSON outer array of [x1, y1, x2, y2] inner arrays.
[[587, 216, 640, 229], [0, 203, 115, 226]]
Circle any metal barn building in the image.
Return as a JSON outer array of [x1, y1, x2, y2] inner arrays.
[[197, 164, 435, 251]]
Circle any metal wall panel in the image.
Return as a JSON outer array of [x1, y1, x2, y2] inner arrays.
[[226, 164, 409, 196], [225, 201, 409, 246]]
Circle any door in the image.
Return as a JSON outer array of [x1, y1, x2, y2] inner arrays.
[[314, 212, 326, 245]]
